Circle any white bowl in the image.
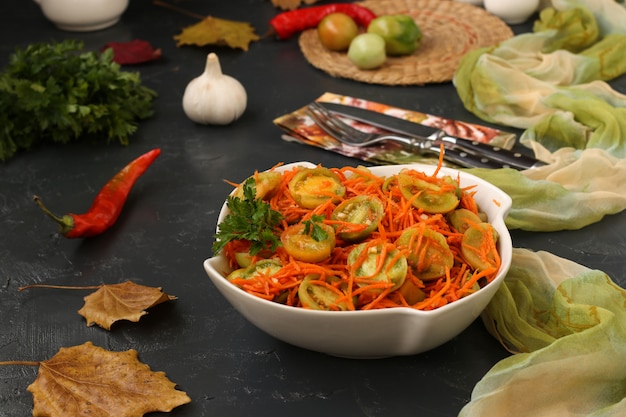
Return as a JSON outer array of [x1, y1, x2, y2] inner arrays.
[[35, 0, 129, 31], [204, 162, 512, 358]]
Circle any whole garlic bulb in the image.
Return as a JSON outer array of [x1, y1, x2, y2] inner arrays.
[[182, 53, 247, 125]]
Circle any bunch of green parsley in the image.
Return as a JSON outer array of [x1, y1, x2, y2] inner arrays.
[[0, 40, 157, 161]]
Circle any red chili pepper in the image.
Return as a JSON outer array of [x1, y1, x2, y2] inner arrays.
[[269, 3, 377, 40], [34, 148, 161, 238]]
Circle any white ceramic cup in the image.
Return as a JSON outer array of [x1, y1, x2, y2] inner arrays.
[[484, 0, 540, 24]]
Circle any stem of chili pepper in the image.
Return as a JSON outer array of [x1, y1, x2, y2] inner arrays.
[[34, 148, 161, 238], [269, 3, 377, 40]]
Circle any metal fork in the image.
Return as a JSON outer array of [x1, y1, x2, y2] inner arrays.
[[307, 102, 519, 169]]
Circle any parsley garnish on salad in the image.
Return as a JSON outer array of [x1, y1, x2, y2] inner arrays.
[[303, 214, 329, 242], [213, 178, 284, 256]]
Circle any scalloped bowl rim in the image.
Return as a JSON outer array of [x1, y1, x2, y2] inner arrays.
[[204, 161, 512, 357]]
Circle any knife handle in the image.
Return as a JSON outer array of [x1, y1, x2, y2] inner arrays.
[[438, 135, 545, 170], [430, 145, 512, 169]]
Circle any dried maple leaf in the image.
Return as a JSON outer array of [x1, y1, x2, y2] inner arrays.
[[174, 16, 260, 51], [271, 0, 320, 10], [102, 39, 162, 65], [24, 342, 191, 417], [19, 281, 177, 330], [78, 281, 177, 330]]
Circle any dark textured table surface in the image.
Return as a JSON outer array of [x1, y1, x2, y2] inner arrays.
[[1, 1, 625, 416]]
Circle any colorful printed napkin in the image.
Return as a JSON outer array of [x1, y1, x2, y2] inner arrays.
[[274, 92, 517, 167]]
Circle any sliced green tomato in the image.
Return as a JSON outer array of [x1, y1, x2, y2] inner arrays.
[[331, 195, 384, 241], [288, 167, 346, 209], [354, 165, 373, 176], [227, 258, 282, 281], [443, 175, 463, 199], [233, 171, 282, 200], [233, 250, 272, 268], [447, 208, 483, 234], [298, 274, 351, 311], [461, 222, 500, 271], [226, 267, 248, 281], [397, 225, 454, 281], [234, 252, 253, 268], [396, 278, 427, 305], [281, 222, 336, 263], [347, 242, 407, 292], [397, 172, 460, 214], [382, 174, 399, 192]]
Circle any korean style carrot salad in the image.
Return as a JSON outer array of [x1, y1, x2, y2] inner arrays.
[[213, 163, 501, 312]]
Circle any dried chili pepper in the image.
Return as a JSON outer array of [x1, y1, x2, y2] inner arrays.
[[34, 148, 161, 238], [269, 3, 377, 39]]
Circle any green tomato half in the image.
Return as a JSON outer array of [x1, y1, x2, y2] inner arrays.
[[397, 225, 454, 281], [397, 171, 460, 214], [227, 259, 283, 282], [348, 242, 407, 293], [447, 208, 483, 234], [281, 222, 336, 263], [331, 195, 384, 241], [288, 167, 346, 209], [367, 14, 422, 56], [298, 274, 352, 311], [461, 223, 500, 271], [232, 171, 282, 201]]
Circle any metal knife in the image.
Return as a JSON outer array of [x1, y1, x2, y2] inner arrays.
[[318, 102, 546, 170]]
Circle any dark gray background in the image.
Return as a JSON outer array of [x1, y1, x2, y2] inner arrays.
[[1, 1, 624, 416]]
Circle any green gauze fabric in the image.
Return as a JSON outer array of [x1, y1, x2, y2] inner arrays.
[[453, 0, 626, 232], [459, 248, 626, 417], [465, 147, 626, 231], [454, 6, 626, 155], [454, 3, 626, 416]]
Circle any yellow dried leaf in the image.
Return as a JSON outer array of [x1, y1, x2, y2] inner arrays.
[[78, 281, 177, 330], [271, 0, 320, 10], [27, 342, 191, 417], [174, 16, 260, 51]]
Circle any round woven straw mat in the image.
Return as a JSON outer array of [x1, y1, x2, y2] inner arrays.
[[299, 0, 513, 85]]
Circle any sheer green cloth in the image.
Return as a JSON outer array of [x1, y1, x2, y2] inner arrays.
[[459, 249, 626, 417], [465, 148, 626, 231], [454, 0, 626, 231], [453, 1, 626, 416]]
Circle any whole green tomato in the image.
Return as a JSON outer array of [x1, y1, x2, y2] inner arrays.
[[367, 14, 422, 56], [317, 12, 359, 51], [347, 33, 386, 70]]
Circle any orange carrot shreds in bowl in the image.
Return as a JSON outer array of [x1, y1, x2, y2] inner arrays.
[[211, 161, 510, 314], [204, 161, 513, 357]]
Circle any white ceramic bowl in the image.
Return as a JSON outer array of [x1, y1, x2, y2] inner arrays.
[[204, 162, 512, 358], [35, 0, 129, 31]]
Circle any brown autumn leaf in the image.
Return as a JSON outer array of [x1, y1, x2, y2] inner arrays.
[[174, 16, 260, 51], [271, 0, 320, 10], [25, 341, 191, 417], [78, 281, 177, 330]]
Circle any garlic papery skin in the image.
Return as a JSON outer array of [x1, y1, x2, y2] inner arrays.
[[182, 53, 247, 125]]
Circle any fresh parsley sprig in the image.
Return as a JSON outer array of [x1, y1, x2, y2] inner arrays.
[[303, 214, 329, 242], [213, 178, 284, 256], [0, 40, 157, 161]]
